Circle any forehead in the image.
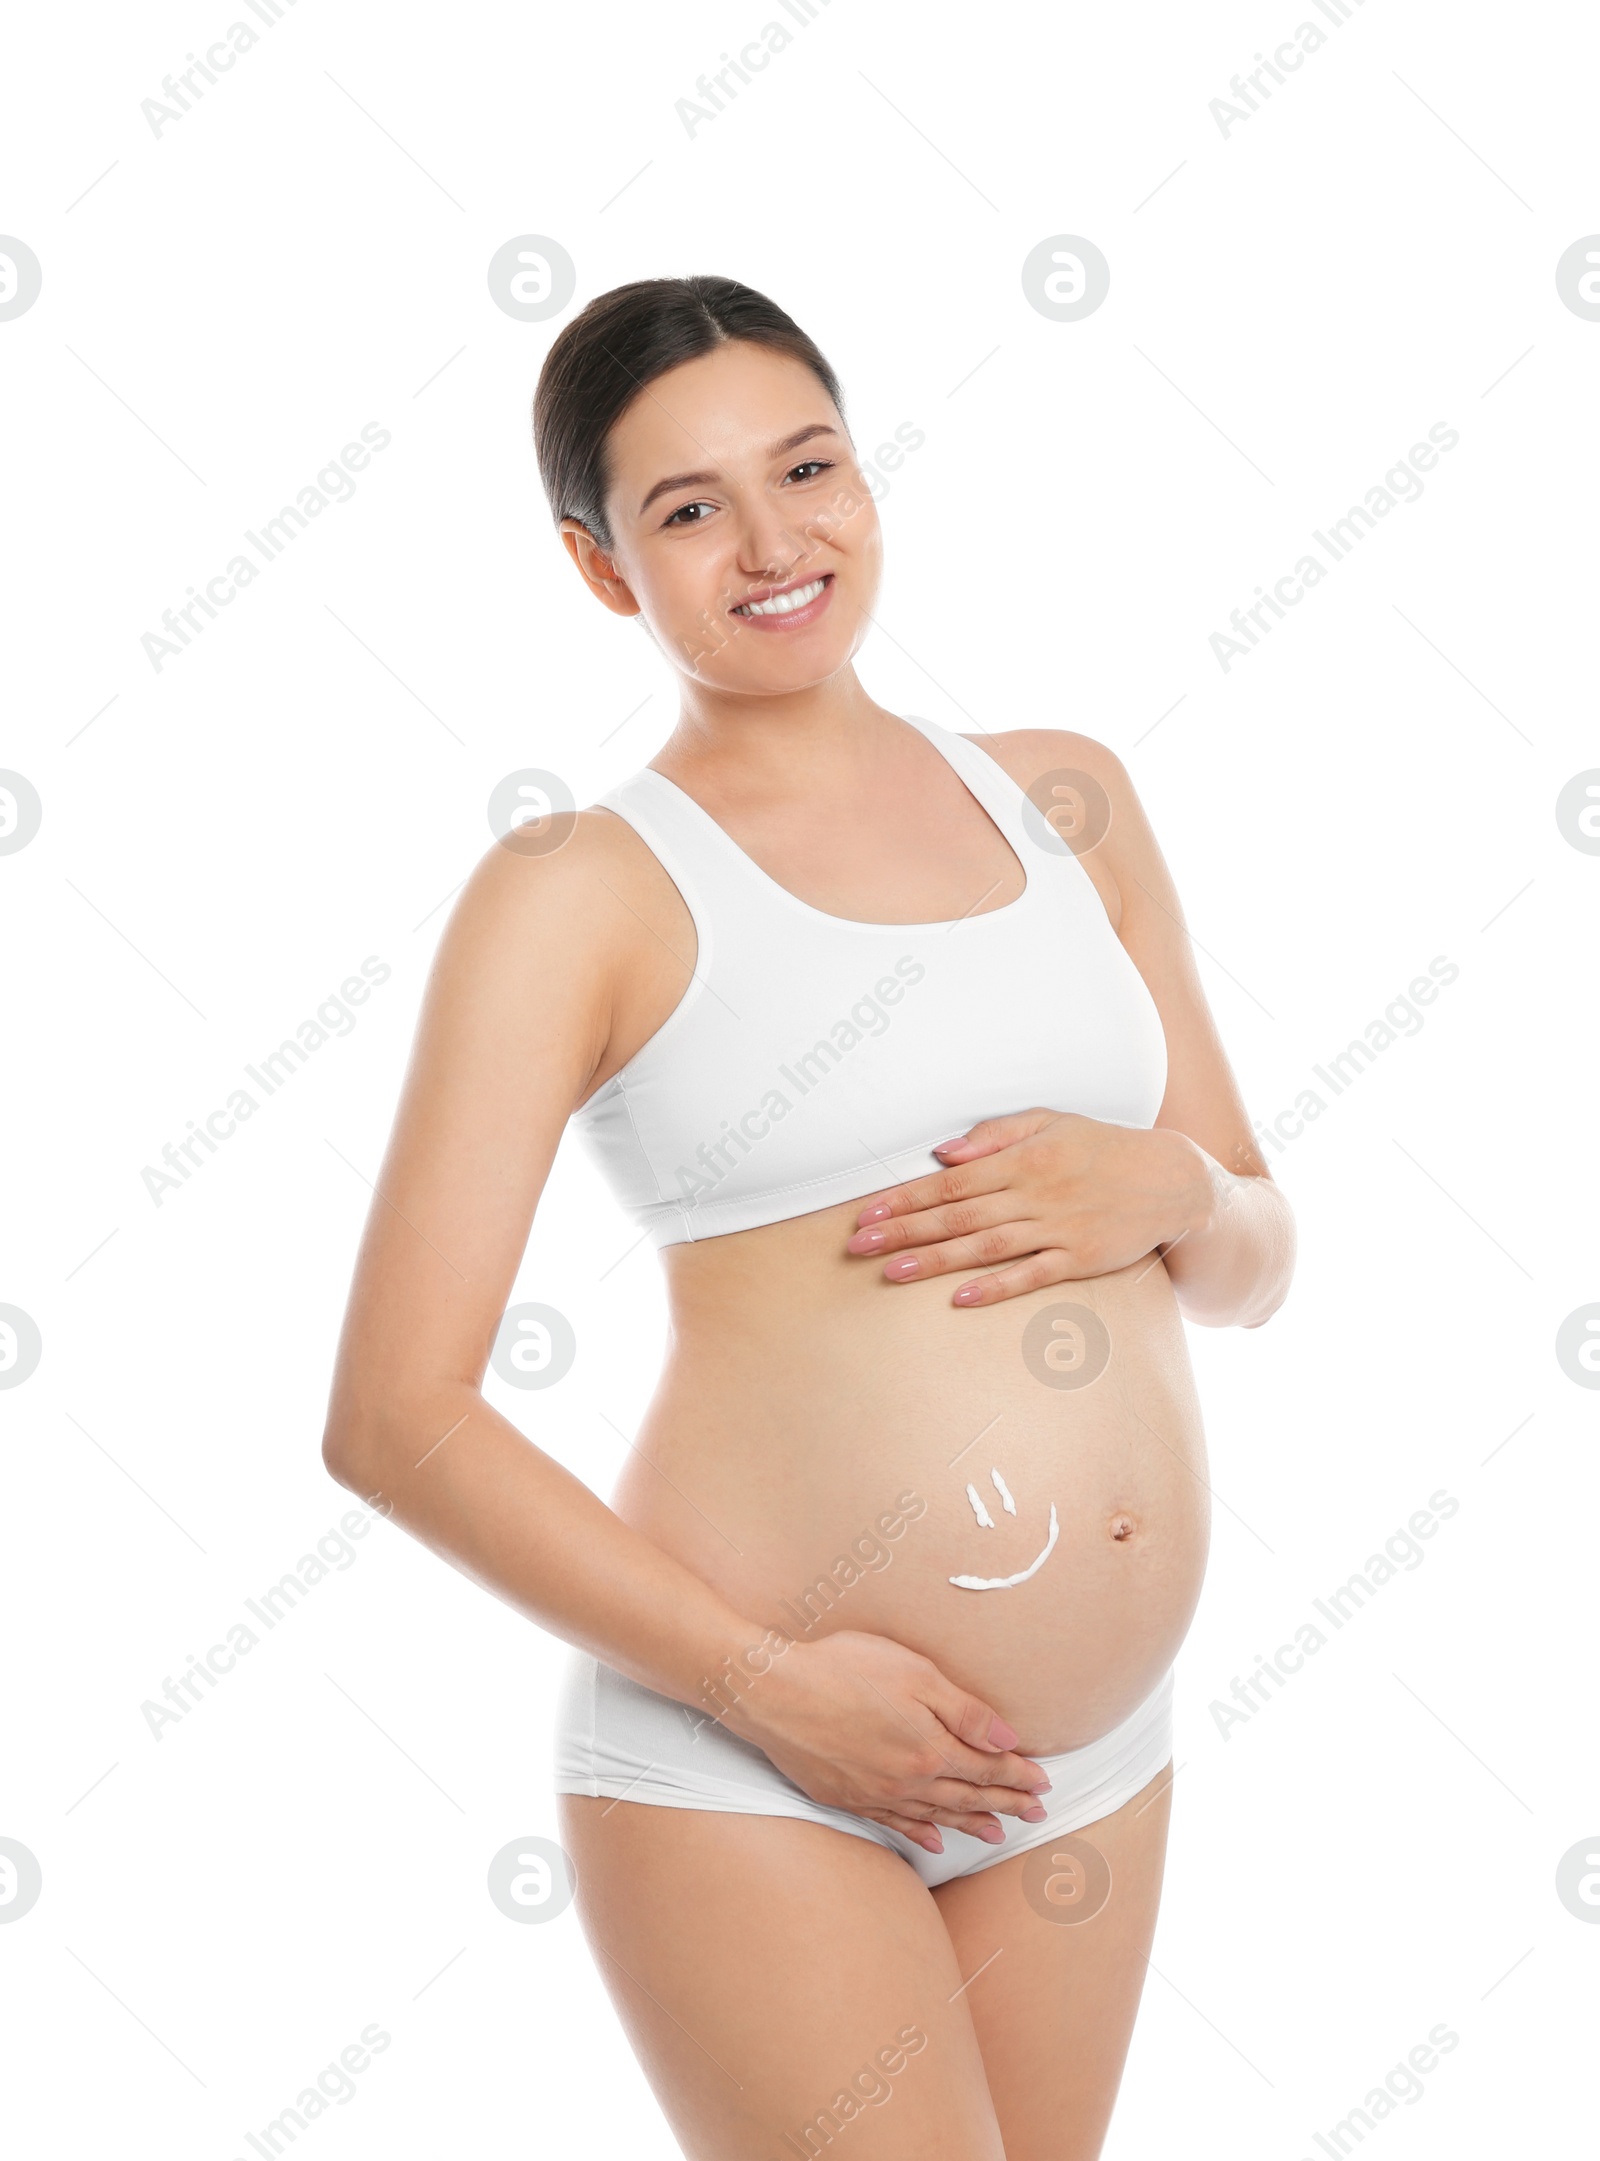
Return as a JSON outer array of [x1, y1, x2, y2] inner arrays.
[[604, 342, 841, 511]]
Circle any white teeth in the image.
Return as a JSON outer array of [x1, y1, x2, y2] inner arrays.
[[735, 576, 826, 617]]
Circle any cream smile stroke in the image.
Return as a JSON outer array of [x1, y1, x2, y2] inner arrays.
[[950, 1467, 1060, 1591]]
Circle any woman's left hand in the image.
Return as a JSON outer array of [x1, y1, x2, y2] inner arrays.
[[845, 1107, 1216, 1306]]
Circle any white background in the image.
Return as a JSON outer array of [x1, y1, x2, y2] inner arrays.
[[3, 0, 1596, 2153]]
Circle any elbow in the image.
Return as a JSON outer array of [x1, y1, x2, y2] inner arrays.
[[1242, 1284, 1291, 1329], [1180, 1282, 1289, 1330], [1175, 1228, 1297, 1331], [321, 1385, 395, 1498], [322, 1420, 403, 1524], [1241, 1223, 1298, 1329], [321, 1416, 375, 1495], [321, 1376, 481, 1500]]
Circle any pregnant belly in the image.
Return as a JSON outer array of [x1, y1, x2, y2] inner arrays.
[[608, 1199, 1212, 1757]]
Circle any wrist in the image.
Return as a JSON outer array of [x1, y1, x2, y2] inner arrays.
[[1158, 1130, 1220, 1246], [688, 1617, 805, 1736]]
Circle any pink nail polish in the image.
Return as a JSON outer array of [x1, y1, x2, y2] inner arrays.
[[952, 1284, 982, 1305], [1021, 1804, 1047, 1823], [851, 1228, 886, 1252], [988, 1715, 1019, 1748], [885, 1257, 919, 1280], [858, 1202, 892, 1223]]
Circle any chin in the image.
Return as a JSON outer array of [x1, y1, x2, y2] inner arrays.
[[720, 609, 871, 693]]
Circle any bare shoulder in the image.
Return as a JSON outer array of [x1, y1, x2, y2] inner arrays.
[[432, 800, 696, 1104], [962, 725, 1135, 806], [449, 801, 690, 965]]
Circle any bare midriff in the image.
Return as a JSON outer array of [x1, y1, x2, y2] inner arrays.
[[606, 1193, 1211, 1759]]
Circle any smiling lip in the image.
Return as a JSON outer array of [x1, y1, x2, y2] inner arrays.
[[729, 572, 834, 630]]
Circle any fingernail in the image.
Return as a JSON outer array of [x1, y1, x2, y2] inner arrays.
[[952, 1284, 983, 1305], [849, 1228, 886, 1252], [1020, 1804, 1048, 1823], [987, 1715, 1019, 1748], [980, 1825, 1005, 1843], [932, 1137, 966, 1153], [884, 1257, 920, 1280], [858, 1202, 892, 1223], [926, 1834, 944, 1853]]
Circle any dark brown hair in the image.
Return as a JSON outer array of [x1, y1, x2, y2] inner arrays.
[[531, 275, 846, 551]]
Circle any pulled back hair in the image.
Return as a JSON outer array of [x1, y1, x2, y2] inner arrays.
[[531, 275, 847, 552]]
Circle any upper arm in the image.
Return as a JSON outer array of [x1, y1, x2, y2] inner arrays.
[[322, 813, 634, 1459], [991, 727, 1270, 1181]]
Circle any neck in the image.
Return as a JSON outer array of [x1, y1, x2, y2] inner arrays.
[[660, 669, 900, 797]]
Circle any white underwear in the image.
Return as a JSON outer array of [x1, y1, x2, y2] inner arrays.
[[552, 1649, 1175, 1891]]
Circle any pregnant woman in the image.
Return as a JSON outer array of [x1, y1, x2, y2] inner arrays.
[[322, 275, 1294, 2161]]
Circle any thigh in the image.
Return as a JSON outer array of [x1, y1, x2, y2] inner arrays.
[[558, 1792, 1007, 2161], [931, 1761, 1176, 2161]]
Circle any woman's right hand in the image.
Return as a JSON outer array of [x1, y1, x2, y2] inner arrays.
[[721, 1628, 1052, 1854]]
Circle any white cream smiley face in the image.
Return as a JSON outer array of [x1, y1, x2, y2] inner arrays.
[[948, 1467, 1060, 1591]]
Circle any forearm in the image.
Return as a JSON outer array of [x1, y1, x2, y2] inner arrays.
[[323, 1386, 771, 1716], [1158, 1140, 1296, 1328]]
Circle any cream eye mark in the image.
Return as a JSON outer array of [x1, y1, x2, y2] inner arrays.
[[949, 1466, 1061, 1592], [962, 1467, 1019, 1529]]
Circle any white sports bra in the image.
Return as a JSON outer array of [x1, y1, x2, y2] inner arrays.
[[569, 712, 1169, 1247]]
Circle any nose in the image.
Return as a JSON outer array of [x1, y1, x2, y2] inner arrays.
[[731, 492, 820, 585]]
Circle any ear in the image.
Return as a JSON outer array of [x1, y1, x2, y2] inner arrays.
[[560, 520, 641, 617]]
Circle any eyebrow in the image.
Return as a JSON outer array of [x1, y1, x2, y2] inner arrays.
[[637, 424, 841, 517]]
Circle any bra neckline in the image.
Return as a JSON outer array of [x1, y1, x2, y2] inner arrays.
[[637, 712, 1039, 934]]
